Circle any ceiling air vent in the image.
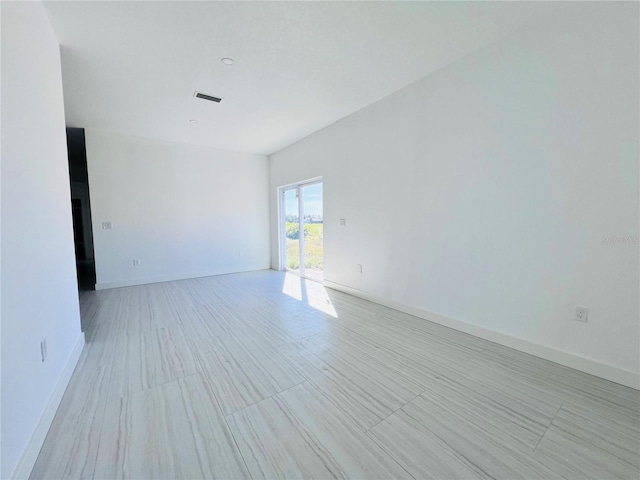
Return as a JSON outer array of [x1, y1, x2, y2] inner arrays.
[[194, 91, 222, 103]]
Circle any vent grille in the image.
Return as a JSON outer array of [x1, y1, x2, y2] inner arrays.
[[194, 91, 222, 103]]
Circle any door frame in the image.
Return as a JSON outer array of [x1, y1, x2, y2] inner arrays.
[[278, 176, 323, 277]]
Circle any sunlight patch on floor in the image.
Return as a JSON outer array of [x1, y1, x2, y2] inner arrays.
[[282, 272, 337, 318], [282, 272, 302, 300], [305, 280, 337, 318]]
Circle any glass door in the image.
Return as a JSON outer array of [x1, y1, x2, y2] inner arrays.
[[283, 188, 301, 273], [301, 182, 323, 281], [280, 180, 323, 281]]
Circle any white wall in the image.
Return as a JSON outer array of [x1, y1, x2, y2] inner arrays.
[[1, 2, 83, 478], [85, 130, 270, 289], [270, 3, 639, 383]]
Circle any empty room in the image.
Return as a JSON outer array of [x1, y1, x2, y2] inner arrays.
[[1, 1, 638, 479]]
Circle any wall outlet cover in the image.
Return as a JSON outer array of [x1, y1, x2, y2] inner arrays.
[[40, 339, 47, 362], [575, 306, 589, 322]]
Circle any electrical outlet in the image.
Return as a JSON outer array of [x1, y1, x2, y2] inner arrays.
[[575, 306, 588, 323], [357, 264, 363, 274], [40, 339, 47, 362], [340, 218, 346, 226], [102, 221, 112, 230], [133, 259, 141, 266]]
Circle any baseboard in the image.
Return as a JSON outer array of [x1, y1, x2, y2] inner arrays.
[[323, 279, 639, 390], [95, 266, 271, 290], [11, 333, 86, 480]]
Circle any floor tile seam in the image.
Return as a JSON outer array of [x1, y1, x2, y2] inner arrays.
[[534, 402, 565, 452], [106, 371, 203, 405], [193, 352, 256, 480], [534, 402, 640, 469], [394, 385, 552, 456], [364, 390, 426, 434], [88, 358, 119, 480], [218, 377, 309, 419], [374, 404, 496, 480], [363, 424, 429, 480], [286, 343, 424, 433]]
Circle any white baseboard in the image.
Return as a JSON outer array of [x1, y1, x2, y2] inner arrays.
[[95, 266, 271, 290], [323, 279, 639, 390], [11, 333, 85, 480]]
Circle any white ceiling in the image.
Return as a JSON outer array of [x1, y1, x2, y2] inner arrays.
[[44, 1, 559, 155]]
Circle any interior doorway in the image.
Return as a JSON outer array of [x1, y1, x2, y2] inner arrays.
[[67, 128, 97, 290], [280, 179, 323, 281]]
